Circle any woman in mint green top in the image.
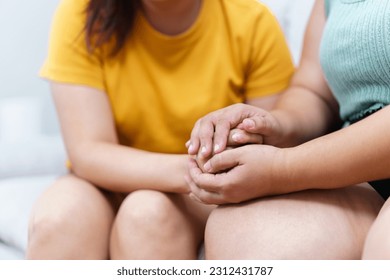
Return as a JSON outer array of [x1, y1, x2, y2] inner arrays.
[[185, 0, 390, 259], [321, 0, 390, 125]]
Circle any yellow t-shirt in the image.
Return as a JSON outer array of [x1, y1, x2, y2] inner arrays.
[[41, 0, 294, 154]]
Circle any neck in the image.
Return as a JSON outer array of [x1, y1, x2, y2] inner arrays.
[[141, 0, 202, 35]]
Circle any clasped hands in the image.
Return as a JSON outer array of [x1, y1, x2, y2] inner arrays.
[[185, 103, 286, 205]]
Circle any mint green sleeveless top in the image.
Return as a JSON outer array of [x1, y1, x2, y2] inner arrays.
[[320, 0, 390, 123]]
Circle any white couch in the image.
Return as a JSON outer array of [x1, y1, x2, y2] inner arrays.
[[0, 0, 314, 259]]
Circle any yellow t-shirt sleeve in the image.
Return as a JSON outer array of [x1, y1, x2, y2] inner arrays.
[[40, 0, 105, 91], [245, 6, 294, 99]]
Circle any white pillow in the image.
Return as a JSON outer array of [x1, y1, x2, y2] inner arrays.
[[0, 242, 24, 260], [0, 175, 59, 253]]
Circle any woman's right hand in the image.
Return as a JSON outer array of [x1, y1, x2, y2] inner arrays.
[[186, 144, 288, 204], [187, 103, 283, 159]]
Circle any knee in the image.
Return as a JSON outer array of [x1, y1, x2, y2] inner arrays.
[[112, 191, 202, 259], [115, 190, 181, 234], [27, 176, 114, 258], [27, 200, 80, 259], [28, 180, 79, 247], [28, 209, 65, 247]]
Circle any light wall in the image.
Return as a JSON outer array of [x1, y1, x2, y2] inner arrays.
[[0, 0, 315, 100], [0, 0, 60, 99], [261, 0, 315, 65]]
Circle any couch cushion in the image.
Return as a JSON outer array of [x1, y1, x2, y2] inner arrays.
[[0, 136, 67, 178], [0, 242, 24, 260], [0, 175, 59, 253]]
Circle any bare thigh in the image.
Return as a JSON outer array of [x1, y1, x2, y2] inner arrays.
[[27, 174, 120, 259], [205, 184, 383, 260]]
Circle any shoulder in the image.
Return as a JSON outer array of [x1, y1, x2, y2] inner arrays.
[[54, 0, 89, 22], [50, 0, 89, 39], [57, 0, 89, 11]]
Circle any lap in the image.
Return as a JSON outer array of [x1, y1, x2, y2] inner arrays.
[[32, 176, 214, 230], [111, 190, 215, 259], [205, 184, 384, 259], [117, 189, 215, 230], [29, 175, 214, 259]]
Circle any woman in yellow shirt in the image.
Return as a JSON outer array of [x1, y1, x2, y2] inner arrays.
[[27, 0, 293, 259]]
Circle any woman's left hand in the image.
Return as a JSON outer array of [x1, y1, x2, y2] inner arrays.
[[186, 144, 287, 205]]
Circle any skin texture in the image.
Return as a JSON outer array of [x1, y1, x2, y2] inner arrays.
[[205, 185, 383, 260], [186, 0, 389, 259], [363, 198, 390, 259], [27, 0, 281, 259]]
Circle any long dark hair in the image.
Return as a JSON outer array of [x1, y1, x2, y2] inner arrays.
[[84, 0, 140, 56]]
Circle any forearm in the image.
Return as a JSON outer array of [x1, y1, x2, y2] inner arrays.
[[70, 142, 189, 193], [279, 106, 390, 192], [270, 0, 339, 148], [271, 85, 340, 147]]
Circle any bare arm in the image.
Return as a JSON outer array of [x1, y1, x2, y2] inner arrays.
[[187, 0, 390, 204], [189, 104, 390, 205], [188, 0, 339, 156], [234, 0, 340, 147], [270, 0, 340, 147], [282, 106, 390, 190], [226, 94, 281, 145], [246, 93, 280, 111], [52, 82, 189, 194]]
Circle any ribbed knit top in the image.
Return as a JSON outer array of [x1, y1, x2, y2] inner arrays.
[[320, 0, 390, 123]]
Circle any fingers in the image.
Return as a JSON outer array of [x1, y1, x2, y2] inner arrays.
[[212, 119, 231, 153], [188, 158, 225, 192], [186, 159, 225, 204], [204, 150, 241, 174], [187, 121, 201, 155], [239, 115, 276, 136], [210, 104, 255, 153], [188, 118, 215, 157], [187, 104, 258, 156], [187, 151, 240, 203], [227, 128, 263, 146], [189, 149, 240, 175], [186, 175, 223, 205]]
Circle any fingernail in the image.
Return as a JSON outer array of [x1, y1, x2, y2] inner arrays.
[[232, 133, 240, 142], [185, 140, 190, 148], [214, 144, 220, 153], [201, 146, 207, 155], [188, 144, 194, 152], [244, 119, 255, 128]]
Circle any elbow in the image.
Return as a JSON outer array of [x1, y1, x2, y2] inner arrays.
[[66, 144, 96, 182]]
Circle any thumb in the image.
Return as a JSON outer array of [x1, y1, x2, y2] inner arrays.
[[239, 115, 276, 136], [203, 149, 240, 174]]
